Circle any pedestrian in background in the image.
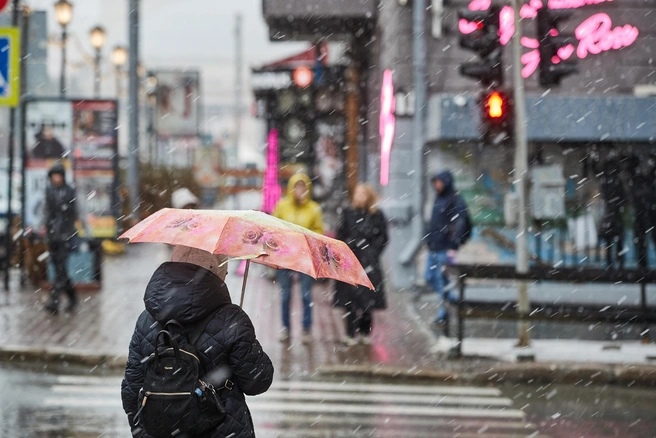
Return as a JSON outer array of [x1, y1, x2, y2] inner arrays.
[[272, 173, 324, 343], [171, 187, 200, 210], [334, 183, 388, 346], [42, 163, 79, 314], [121, 246, 274, 438], [422, 171, 470, 335]]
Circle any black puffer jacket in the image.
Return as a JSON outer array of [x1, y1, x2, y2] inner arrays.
[[121, 262, 274, 438]]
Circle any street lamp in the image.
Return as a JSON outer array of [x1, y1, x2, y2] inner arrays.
[[89, 25, 106, 97], [111, 45, 127, 97], [54, 0, 73, 97]]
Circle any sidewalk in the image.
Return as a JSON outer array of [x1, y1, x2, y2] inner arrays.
[[0, 243, 443, 377], [0, 242, 655, 385]]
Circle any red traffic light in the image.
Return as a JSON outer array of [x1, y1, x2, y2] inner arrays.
[[485, 91, 505, 119], [292, 67, 313, 88]]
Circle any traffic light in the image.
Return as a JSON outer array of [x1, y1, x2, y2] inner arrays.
[[537, 9, 578, 87], [480, 89, 512, 144], [458, 6, 503, 86]]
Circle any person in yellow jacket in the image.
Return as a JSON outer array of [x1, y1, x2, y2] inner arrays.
[[272, 173, 324, 343]]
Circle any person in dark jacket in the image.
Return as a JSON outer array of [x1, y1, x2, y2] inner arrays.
[[43, 163, 79, 314], [121, 246, 274, 438], [334, 183, 388, 346], [422, 171, 468, 331]]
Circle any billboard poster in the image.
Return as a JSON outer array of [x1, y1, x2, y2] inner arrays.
[[23, 101, 74, 231], [153, 70, 200, 137], [74, 169, 116, 238], [25, 100, 73, 161], [72, 100, 118, 167], [23, 99, 119, 239]]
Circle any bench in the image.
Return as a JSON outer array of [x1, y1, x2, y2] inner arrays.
[[450, 264, 656, 357]]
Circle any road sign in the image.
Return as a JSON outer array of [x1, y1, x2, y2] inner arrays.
[[0, 0, 9, 14], [0, 27, 20, 107]]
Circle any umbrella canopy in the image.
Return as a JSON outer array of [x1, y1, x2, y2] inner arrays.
[[120, 208, 374, 290]]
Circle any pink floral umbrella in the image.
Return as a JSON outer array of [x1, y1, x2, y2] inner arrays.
[[119, 208, 374, 306]]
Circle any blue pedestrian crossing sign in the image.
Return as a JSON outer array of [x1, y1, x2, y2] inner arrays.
[[0, 27, 20, 108]]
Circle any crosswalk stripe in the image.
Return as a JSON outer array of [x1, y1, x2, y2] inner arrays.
[[56, 376, 122, 386], [43, 397, 524, 420], [45, 398, 121, 407], [54, 376, 502, 398], [52, 385, 512, 407], [266, 380, 502, 396], [52, 385, 119, 395], [246, 400, 525, 419], [255, 414, 537, 431], [254, 429, 542, 438], [256, 390, 513, 407]]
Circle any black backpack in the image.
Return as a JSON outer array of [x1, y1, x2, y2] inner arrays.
[[135, 310, 231, 438]]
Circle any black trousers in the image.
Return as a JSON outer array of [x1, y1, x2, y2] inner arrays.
[[49, 240, 76, 304], [345, 304, 373, 338]]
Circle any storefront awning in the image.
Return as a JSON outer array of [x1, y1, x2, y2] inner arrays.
[[427, 94, 656, 143]]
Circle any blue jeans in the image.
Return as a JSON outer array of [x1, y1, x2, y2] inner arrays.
[[425, 250, 453, 322], [277, 269, 314, 331]]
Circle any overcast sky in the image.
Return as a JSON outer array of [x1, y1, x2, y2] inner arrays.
[[25, 0, 307, 105]]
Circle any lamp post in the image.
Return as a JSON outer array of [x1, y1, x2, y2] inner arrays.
[[54, 0, 73, 97], [89, 25, 106, 98], [111, 45, 127, 98]]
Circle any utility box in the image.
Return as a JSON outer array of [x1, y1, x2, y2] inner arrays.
[[530, 165, 566, 220], [504, 192, 519, 226]]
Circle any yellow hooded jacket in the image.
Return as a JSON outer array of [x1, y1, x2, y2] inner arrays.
[[272, 173, 324, 235]]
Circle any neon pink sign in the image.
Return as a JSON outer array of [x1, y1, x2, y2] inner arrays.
[[575, 13, 639, 58], [379, 69, 396, 187], [260, 128, 282, 214], [459, 1, 640, 79]]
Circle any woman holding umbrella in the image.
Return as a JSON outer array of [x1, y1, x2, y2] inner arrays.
[[121, 246, 274, 437], [334, 183, 389, 345]]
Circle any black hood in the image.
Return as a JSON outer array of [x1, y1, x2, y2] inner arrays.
[[144, 262, 232, 325], [431, 170, 455, 195], [48, 162, 66, 178]]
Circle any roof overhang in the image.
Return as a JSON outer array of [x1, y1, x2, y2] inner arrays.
[[262, 0, 376, 41], [427, 94, 656, 143]]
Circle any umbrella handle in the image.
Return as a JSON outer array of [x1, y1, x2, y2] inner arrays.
[[239, 260, 251, 308]]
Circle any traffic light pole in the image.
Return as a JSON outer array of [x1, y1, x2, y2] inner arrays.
[[127, 0, 140, 221], [510, 0, 531, 348]]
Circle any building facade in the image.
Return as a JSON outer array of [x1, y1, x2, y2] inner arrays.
[[262, 0, 656, 288]]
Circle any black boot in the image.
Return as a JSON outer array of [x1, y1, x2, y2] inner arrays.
[[64, 284, 78, 313], [44, 299, 59, 315]]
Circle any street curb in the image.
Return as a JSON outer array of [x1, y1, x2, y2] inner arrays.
[[317, 362, 656, 387], [0, 345, 127, 371], [2, 345, 655, 387]]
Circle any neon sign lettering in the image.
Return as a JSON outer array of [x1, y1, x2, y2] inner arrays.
[[260, 128, 282, 214], [575, 13, 639, 58], [548, 0, 612, 9], [379, 69, 395, 187], [460, 0, 640, 79]]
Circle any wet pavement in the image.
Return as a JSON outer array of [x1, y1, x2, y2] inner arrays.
[[1, 231, 656, 436], [2, 364, 656, 437], [0, 364, 545, 437], [0, 241, 451, 375]]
